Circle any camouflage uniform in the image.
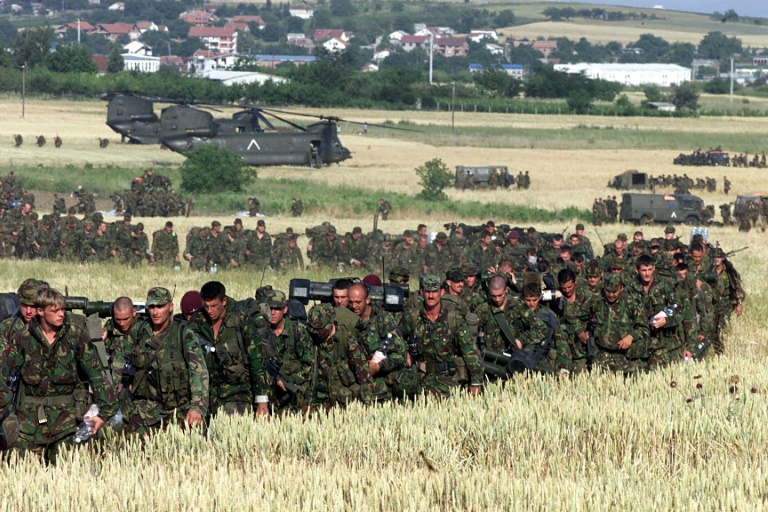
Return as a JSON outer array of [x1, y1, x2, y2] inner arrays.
[[582, 275, 650, 374], [551, 283, 594, 373], [246, 226, 272, 268], [5, 313, 118, 460], [152, 227, 180, 267], [399, 276, 483, 397], [121, 288, 209, 433], [353, 302, 406, 403], [306, 304, 371, 407], [192, 298, 269, 415]]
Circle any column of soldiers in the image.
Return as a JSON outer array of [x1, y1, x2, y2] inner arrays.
[[730, 152, 767, 168], [592, 197, 618, 225], [647, 174, 720, 194], [111, 170, 189, 218], [0, 219, 747, 460]]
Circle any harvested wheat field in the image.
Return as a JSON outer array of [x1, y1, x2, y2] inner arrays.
[[0, 98, 767, 510]]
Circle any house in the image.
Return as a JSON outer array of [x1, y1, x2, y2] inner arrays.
[[231, 15, 266, 30], [287, 34, 315, 52], [468, 63, 524, 79], [229, 22, 250, 32], [108, 2, 124, 10], [647, 102, 675, 112], [135, 21, 164, 33], [313, 29, 352, 42], [753, 56, 768, 66], [189, 50, 237, 74], [554, 63, 692, 87], [388, 30, 408, 44], [123, 41, 153, 55], [323, 37, 348, 53], [289, 5, 314, 19], [373, 50, 390, 62], [160, 55, 185, 72], [485, 43, 504, 56], [468, 30, 497, 43], [361, 63, 378, 72], [434, 37, 468, 57], [399, 35, 428, 52], [181, 10, 218, 26], [532, 40, 557, 57], [91, 54, 108, 73], [188, 23, 238, 53], [55, 21, 96, 38], [250, 54, 317, 68], [122, 53, 160, 73], [202, 69, 289, 85], [94, 22, 141, 43]]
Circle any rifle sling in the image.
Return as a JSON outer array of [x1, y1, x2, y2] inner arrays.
[[492, 310, 518, 351]]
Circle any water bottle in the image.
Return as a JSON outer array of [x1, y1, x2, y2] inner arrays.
[[174, 264, 181, 272], [106, 410, 123, 428], [75, 404, 100, 443], [372, 334, 393, 364], [210, 264, 218, 274], [650, 304, 678, 325]]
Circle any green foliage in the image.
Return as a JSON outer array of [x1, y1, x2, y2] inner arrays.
[[566, 90, 592, 114], [472, 68, 522, 98], [107, 48, 124, 73], [643, 84, 664, 103], [12, 25, 54, 68], [415, 158, 453, 202], [45, 45, 97, 73], [703, 78, 732, 95], [698, 31, 742, 61], [180, 145, 252, 194], [670, 82, 701, 111]]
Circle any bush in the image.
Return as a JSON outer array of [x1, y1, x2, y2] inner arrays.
[[180, 145, 252, 194], [415, 158, 453, 201]]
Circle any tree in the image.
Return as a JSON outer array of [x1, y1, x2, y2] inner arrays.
[[642, 84, 664, 103], [669, 81, 700, 111], [566, 90, 592, 114], [107, 47, 124, 73], [12, 25, 54, 67], [45, 45, 97, 73], [415, 158, 453, 201], [180, 145, 252, 193], [472, 67, 522, 98], [0, 18, 17, 47], [698, 31, 742, 61], [493, 9, 515, 28], [703, 78, 732, 94]]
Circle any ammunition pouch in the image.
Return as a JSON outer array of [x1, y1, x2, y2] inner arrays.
[[393, 368, 423, 399], [332, 383, 360, 405], [425, 361, 456, 376], [157, 360, 189, 411]]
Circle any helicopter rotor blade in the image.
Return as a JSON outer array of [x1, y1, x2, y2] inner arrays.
[[328, 117, 420, 133]]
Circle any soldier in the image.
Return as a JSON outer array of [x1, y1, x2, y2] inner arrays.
[[247, 197, 261, 217], [581, 274, 649, 375], [0, 279, 49, 355], [258, 291, 314, 414], [399, 275, 483, 397], [52, 194, 66, 216], [4, 287, 117, 462], [378, 198, 391, 220], [442, 268, 468, 315], [151, 221, 180, 268], [720, 204, 732, 225], [193, 281, 269, 416], [305, 303, 371, 408], [290, 198, 304, 217], [101, 297, 146, 384], [425, 232, 453, 277], [625, 254, 685, 369], [710, 249, 745, 355], [346, 226, 370, 271], [272, 233, 304, 273], [347, 283, 406, 403], [121, 287, 209, 434], [553, 268, 593, 374], [245, 219, 272, 269], [723, 176, 731, 195]]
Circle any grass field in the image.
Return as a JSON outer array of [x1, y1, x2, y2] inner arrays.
[[0, 98, 767, 508]]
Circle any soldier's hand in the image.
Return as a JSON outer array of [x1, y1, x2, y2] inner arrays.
[[255, 402, 270, 417], [368, 360, 380, 375], [405, 354, 412, 367], [90, 415, 107, 434], [735, 303, 743, 317], [514, 339, 523, 350], [578, 331, 589, 344], [276, 380, 287, 392], [650, 316, 666, 329], [618, 335, 633, 350], [186, 409, 203, 426], [468, 385, 482, 396]]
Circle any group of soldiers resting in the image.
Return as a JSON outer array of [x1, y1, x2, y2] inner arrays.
[[110, 170, 190, 218], [730, 152, 767, 168], [592, 196, 619, 225], [0, 218, 746, 462], [647, 175, 729, 195], [731, 199, 768, 232]]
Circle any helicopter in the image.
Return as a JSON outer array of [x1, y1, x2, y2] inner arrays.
[[158, 104, 412, 167], [104, 94, 267, 145]]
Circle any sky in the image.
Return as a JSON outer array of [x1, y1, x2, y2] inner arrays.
[[563, 0, 768, 19]]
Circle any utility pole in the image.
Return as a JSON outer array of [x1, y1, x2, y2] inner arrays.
[[451, 81, 455, 134], [729, 56, 734, 103], [428, 33, 434, 85], [22, 63, 26, 118]]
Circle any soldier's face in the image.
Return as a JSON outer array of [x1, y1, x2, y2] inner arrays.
[[347, 289, 369, 317], [465, 275, 477, 288], [269, 306, 287, 327], [523, 294, 540, 312], [488, 287, 508, 308], [420, 288, 443, 308], [587, 275, 601, 287], [559, 279, 576, 299], [204, 297, 227, 323], [38, 304, 65, 329], [20, 304, 36, 323], [447, 280, 463, 295], [604, 287, 623, 303], [690, 250, 703, 265], [332, 290, 348, 308], [113, 307, 136, 334], [637, 264, 655, 285], [148, 302, 173, 328]]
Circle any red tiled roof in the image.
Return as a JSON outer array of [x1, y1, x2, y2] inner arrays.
[[188, 24, 236, 38]]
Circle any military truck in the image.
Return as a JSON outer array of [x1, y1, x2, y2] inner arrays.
[[454, 166, 514, 189], [620, 193, 707, 226], [673, 149, 730, 167], [608, 170, 648, 190]]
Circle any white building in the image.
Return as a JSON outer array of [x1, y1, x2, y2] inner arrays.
[[554, 63, 691, 87], [122, 53, 160, 73], [202, 70, 289, 85], [123, 41, 152, 55], [289, 5, 314, 19]]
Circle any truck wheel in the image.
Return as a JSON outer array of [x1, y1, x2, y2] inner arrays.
[[685, 216, 699, 226], [638, 215, 649, 226]]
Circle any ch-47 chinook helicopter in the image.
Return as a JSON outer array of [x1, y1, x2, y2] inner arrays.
[[158, 104, 415, 167], [104, 94, 268, 145]]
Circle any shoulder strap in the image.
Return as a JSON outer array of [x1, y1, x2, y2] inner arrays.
[[492, 309, 517, 349], [91, 339, 113, 385]]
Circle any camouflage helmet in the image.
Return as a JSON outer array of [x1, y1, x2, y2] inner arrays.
[[603, 273, 624, 292], [266, 290, 287, 309], [585, 259, 602, 278], [307, 303, 335, 336], [388, 267, 410, 284], [254, 285, 274, 303], [419, 274, 442, 292], [17, 278, 48, 306], [146, 287, 172, 306]]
